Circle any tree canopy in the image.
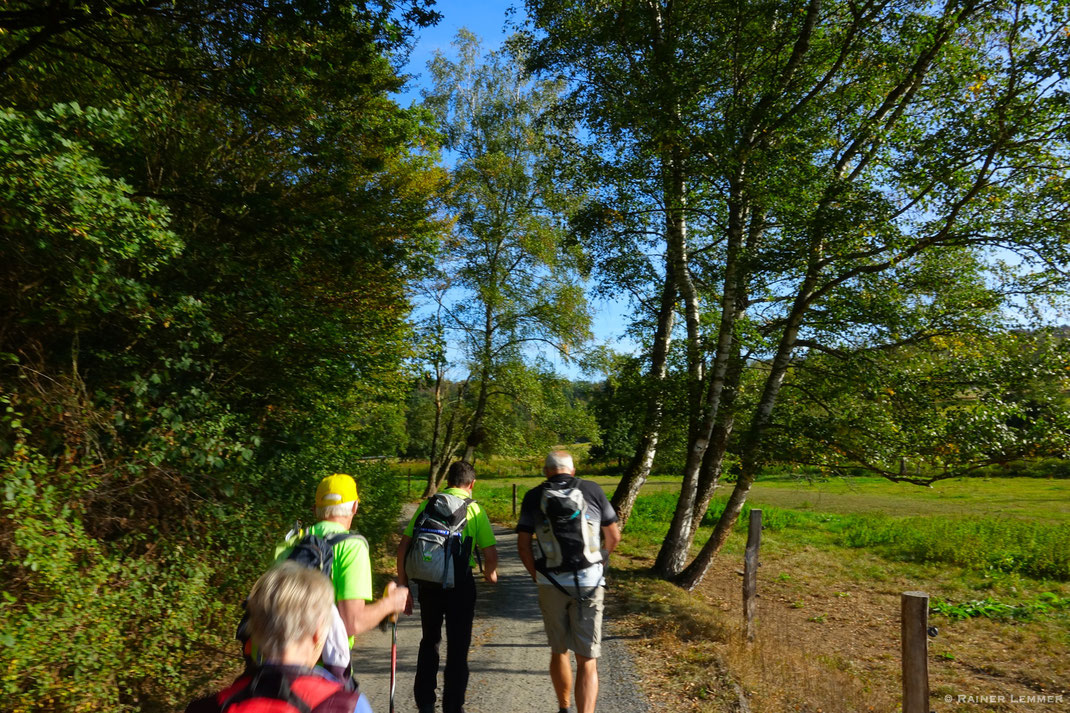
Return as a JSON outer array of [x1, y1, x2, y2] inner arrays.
[[1, 1, 444, 708], [525, 0, 1070, 585]]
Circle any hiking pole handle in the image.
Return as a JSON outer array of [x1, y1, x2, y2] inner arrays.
[[378, 583, 396, 631]]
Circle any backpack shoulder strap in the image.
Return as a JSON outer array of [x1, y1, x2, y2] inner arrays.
[[412, 494, 437, 523], [291, 674, 348, 711], [221, 668, 311, 713], [220, 668, 342, 713], [325, 532, 366, 548], [309, 688, 363, 713]]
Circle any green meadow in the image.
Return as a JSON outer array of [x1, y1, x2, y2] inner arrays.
[[462, 472, 1070, 583]]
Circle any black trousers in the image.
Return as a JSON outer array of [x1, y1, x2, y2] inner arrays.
[[414, 570, 477, 713]]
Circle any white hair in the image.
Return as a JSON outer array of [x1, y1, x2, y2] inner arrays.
[[248, 561, 334, 661], [544, 451, 575, 474], [316, 501, 357, 521]]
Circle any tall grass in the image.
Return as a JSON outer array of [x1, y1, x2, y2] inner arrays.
[[839, 515, 1070, 581], [624, 491, 1070, 581]]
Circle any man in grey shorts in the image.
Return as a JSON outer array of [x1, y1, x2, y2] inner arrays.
[[517, 451, 622, 713]]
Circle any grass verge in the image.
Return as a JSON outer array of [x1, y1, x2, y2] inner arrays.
[[607, 483, 1069, 712]]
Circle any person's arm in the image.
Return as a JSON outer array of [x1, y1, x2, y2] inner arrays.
[[481, 545, 499, 583], [517, 532, 537, 581], [396, 534, 414, 615], [602, 521, 621, 556], [337, 582, 408, 637]]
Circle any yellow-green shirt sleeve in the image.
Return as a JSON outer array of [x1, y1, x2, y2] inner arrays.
[[333, 536, 372, 602], [468, 504, 496, 549]]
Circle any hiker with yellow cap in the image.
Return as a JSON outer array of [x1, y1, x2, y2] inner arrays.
[[272, 473, 409, 682]]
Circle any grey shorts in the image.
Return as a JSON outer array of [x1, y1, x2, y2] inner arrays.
[[537, 584, 605, 659]]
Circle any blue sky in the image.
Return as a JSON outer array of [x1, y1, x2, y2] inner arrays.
[[393, 1, 639, 379], [394, 0, 515, 107]]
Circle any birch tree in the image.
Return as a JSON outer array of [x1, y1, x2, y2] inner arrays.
[[528, 0, 1070, 583], [424, 30, 591, 466]]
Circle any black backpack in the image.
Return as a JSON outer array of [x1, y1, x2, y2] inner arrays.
[[534, 478, 604, 605], [284, 528, 364, 580], [236, 525, 365, 663]]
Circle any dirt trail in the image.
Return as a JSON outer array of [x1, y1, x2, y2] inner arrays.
[[350, 524, 650, 713]]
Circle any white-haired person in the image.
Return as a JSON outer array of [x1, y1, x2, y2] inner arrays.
[[266, 473, 407, 682], [516, 451, 621, 713], [185, 561, 373, 712]]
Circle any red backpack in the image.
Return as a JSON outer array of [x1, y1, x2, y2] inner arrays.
[[186, 666, 361, 713]]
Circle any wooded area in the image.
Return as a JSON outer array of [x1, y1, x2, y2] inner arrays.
[[2, 0, 1069, 710]]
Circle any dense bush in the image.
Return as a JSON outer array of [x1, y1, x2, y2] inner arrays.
[[0, 2, 441, 710], [975, 458, 1070, 479]]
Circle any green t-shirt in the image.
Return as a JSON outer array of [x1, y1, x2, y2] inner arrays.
[[274, 520, 373, 603], [404, 487, 497, 567]]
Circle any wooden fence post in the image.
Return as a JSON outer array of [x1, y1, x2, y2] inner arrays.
[[743, 509, 762, 641], [512, 484, 518, 517], [901, 591, 930, 713]]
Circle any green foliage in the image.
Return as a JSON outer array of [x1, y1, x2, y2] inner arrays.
[[476, 363, 600, 458], [403, 366, 600, 463], [417, 30, 592, 463], [770, 330, 1070, 483], [587, 354, 648, 462], [0, 1, 442, 709], [0, 104, 181, 333], [930, 593, 1069, 621], [527, 0, 1070, 582], [977, 458, 1070, 479], [0, 403, 249, 712]]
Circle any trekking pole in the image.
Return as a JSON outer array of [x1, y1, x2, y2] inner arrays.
[[382, 584, 398, 713]]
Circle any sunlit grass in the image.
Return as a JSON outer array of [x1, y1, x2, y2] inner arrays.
[[618, 490, 1070, 581]]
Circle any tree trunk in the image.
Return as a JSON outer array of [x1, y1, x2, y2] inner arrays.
[[425, 370, 445, 497], [426, 379, 471, 497], [675, 278, 814, 590], [688, 419, 731, 534], [655, 180, 748, 577], [687, 354, 743, 534], [653, 150, 704, 576], [462, 374, 489, 464], [687, 257, 750, 535], [463, 299, 496, 464], [610, 261, 676, 528]]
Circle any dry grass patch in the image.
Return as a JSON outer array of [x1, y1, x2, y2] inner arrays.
[[609, 556, 897, 713], [693, 532, 1068, 713], [608, 526, 1068, 713]]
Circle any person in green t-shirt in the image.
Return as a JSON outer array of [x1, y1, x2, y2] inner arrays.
[[396, 462, 498, 713], [274, 474, 408, 655]]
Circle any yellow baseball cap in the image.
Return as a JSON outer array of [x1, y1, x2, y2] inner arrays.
[[316, 473, 359, 507]]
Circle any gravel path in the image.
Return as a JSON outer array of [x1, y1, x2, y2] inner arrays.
[[350, 524, 650, 713]]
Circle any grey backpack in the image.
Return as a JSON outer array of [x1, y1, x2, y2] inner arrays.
[[405, 492, 473, 589]]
